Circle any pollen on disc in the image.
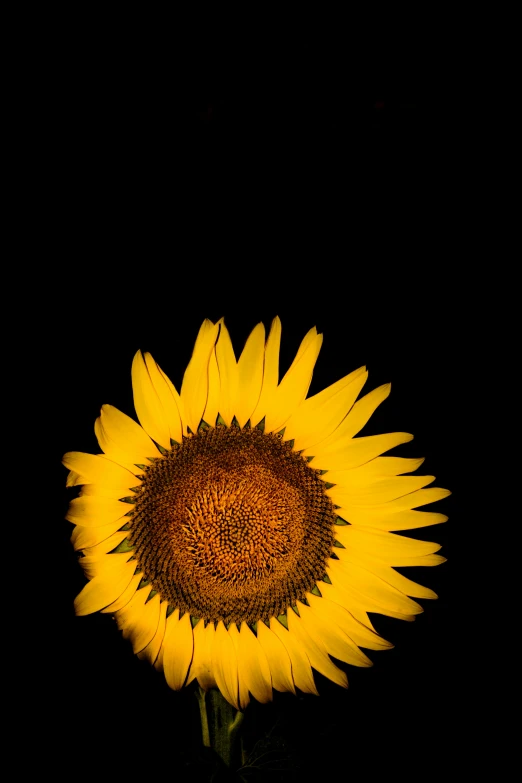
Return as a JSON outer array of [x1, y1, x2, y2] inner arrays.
[[129, 426, 337, 625]]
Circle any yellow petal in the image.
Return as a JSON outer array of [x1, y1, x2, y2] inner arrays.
[[79, 484, 138, 501], [328, 475, 436, 506], [335, 541, 447, 568], [154, 645, 165, 673], [62, 452, 137, 488], [375, 553, 446, 568], [66, 496, 129, 527], [101, 573, 142, 613], [228, 623, 250, 709], [325, 456, 426, 484], [328, 559, 424, 617], [212, 621, 240, 708], [132, 351, 172, 450], [114, 584, 149, 627], [256, 620, 295, 694], [235, 323, 266, 427], [375, 568, 437, 600], [332, 487, 450, 516], [250, 317, 281, 427], [65, 470, 83, 487], [319, 383, 392, 448], [95, 404, 161, 465], [306, 432, 414, 470], [296, 599, 373, 667], [74, 558, 137, 616], [335, 525, 443, 562], [79, 551, 132, 580], [203, 347, 220, 426], [138, 600, 168, 664], [317, 580, 377, 631], [80, 530, 129, 558], [292, 366, 367, 420], [269, 617, 318, 695], [201, 622, 218, 691], [163, 610, 194, 691], [325, 567, 417, 623], [71, 519, 128, 551], [237, 622, 272, 705], [335, 507, 448, 531], [181, 319, 219, 434], [306, 592, 392, 650], [286, 607, 348, 688], [187, 619, 217, 691], [293, 324, 320, 361], [215, 322, 238, 426], [144, 352, 183, 444], [116, 589, 162, 654], [283, 367, 368, 450], [264, 329, 323, 433], [335, 553, 438, 600]]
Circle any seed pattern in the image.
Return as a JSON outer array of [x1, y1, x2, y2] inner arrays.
[[129, 426, 336, 625]]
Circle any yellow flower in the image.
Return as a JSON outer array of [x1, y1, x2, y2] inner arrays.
[[63, 317, 449, 710]]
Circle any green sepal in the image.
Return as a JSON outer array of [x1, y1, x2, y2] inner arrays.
[[135, 464, 147, 470], [305, 455, 314, 463], [119, 496, 136, 504], [216, 414, 227, 427], [156, 444, 168, 455], [119, 523, 132, 532], [231, 416, 240, 428], [311, 585, 322, 596], [191, 616, 200, 628], [198, 420, 210, 431], [290, 604, 299, 616], [110, 537, 134, 554], [323, 574, 332, 584], [170, 438, 180, 447], [276, 427, 286, 438], [146, 590, 158, 602], [323, 481, 336, 489], [138, 578, 151, 590], [333, 540, 346, 548], [256, 417, 266, 432], [277, 614, 288, 629], [335, 516, 348, 526], [166, 605, 175, 618], [285, 438, 295, 449]]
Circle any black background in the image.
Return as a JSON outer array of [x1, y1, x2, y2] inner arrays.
[[38, 29, 465, 782]]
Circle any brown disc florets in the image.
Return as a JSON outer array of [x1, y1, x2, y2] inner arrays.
[[129, 426, 336, 625]]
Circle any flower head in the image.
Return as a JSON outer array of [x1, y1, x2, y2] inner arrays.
[[63, 317, 449, 709]]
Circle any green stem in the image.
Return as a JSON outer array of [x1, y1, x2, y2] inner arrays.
[[197, 687, 245, 769], [196, 687, 211, 749]]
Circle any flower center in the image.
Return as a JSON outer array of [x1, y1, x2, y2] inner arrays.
[[130, 426, 336, 625]]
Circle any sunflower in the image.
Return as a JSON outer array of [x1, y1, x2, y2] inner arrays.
[[63, 317, 449, 711]]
